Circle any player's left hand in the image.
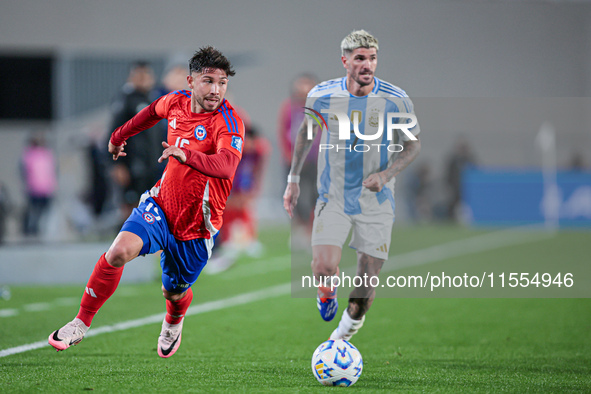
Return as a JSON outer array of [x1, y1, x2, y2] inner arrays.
[[159, 141, 186, 164], [108, 141, 127, 161], [283, 183, 300, 219], [363, 172, 386, 192]]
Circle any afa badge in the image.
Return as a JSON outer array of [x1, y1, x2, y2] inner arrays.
[[195, 125, 207, 141], [231, 135, 243, 153]]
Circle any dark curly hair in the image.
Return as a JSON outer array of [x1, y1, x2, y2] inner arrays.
[[189, 46, 235, 77]]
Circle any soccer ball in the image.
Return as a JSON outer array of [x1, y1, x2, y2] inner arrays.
[[311, 339, 363, 387]]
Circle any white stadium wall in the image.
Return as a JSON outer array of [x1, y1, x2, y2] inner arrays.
[[0, 0, 589, 234]]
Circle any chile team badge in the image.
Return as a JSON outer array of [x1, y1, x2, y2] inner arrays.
[[195, 125, 207, 141]]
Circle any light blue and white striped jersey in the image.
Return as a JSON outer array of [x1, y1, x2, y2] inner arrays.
[[306, 76, 420, 216]]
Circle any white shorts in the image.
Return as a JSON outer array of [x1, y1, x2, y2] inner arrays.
[[311, 200, 394, 260]]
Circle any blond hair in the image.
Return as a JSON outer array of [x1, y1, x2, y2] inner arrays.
[[341, 30, 379, 56]]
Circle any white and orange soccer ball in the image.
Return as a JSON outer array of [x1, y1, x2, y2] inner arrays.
[[311, 339, 363, 387]]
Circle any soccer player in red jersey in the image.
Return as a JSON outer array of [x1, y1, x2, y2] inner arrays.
[[48, 47, 245, 358]]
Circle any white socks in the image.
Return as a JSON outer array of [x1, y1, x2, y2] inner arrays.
[[330, 309, 365, 341]]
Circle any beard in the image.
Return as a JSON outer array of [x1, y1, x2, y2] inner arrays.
[[354, 70, 374, 86], [196, 95, 222, 112]]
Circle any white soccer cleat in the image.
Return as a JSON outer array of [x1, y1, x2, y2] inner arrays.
[[157, 319, 184, 358], [48, 318, 89, 351]]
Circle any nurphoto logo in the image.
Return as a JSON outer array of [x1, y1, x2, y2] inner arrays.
[[303, 107, 417, 153]]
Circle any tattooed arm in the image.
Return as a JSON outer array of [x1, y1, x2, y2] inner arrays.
[[283, 120, 319, 217], [362, 137, 421, 193]]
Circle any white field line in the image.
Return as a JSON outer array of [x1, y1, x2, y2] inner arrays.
[[0, 283, 290, 358], [0, 309, 18, 317], [0, 227, 553, 358], [0, 290, 142, 319], [381, 226, 555, 274], [221, 255, 291, 279], [291, 226, 554, 293], [231, 228, 553, 279]]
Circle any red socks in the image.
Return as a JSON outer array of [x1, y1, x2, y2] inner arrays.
[[165, 288, 193, 324], [75, 253, 192, 327], [76, 253, 124, 327]]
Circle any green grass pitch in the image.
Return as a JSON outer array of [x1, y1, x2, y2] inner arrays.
[[1, 225, 589, 392]]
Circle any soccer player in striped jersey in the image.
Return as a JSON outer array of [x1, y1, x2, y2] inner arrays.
[[49, 47, 245, 358], [284, 30, 421, 341]]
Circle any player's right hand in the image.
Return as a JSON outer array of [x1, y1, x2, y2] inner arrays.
[[283, 183, 300, 219], [159, 141, 186, 164], [363, 172, 386, 192], [108, 140, 127, 161]]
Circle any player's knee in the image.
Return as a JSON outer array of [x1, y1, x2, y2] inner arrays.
[[105, 243, 136, 267], [162, 286, 186, 301]]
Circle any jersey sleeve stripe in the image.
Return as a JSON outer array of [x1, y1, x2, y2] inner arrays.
[[378, 85, 401, 94], [170, 90, 191, 98], [380, 80, 402, 91], [309, 78, 346, 95], [402, 98, 411, 113], [221, 111, 234, 134], [378, 87, 406, 98], [311, 84, 340, 93], [309, 85, 332, 95], [371, 77, 379, 94], [221, 102, 238, 134], [316, 80, 341, 88], [379, 85, 406, 97], [220, 104, 236, 135], [226, 106, 239, 134], [222, 102, 238, 134]]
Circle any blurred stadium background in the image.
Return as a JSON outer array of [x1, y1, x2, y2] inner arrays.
[[0, 0, 589, 277], [1, 1, 590, 391]]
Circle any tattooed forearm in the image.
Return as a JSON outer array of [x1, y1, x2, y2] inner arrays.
[[382, 137, 421, 182], [290, 120, 318, 175]]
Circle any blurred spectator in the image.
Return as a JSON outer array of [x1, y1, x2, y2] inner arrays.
[[206, 125, 270, 274], [86, 129, 110, 218], [568, 150, 587, 171], [153, 62, 190, 175], [0, 181, 12, 243], [0, 285, 10, 300], [445, 135, 477, 222], [278, 73, 317, 248], [108, 61, 161, 219], [21, 133, 57, 236], [160, 63, 189, 94], [406, 161, 433, 222]]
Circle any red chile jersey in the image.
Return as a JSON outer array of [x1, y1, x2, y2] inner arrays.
[[113, 90, 245, 241]]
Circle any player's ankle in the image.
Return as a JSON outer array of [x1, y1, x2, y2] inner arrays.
[[75, 309, 94, 328], [164, 314, 185, 325], [72, 317, 90, 332]]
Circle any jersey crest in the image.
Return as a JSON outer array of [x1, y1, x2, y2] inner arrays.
[[194, 125, 207, 141]]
